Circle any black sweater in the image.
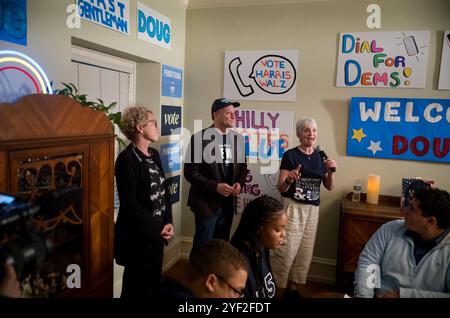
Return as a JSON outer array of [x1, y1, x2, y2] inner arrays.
[[114, 144, 172, 266]]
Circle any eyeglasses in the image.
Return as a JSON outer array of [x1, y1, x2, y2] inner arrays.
[[215, 273, 245, 298], [146, 119, 158, 128]]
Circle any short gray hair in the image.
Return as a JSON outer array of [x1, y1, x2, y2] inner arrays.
[[295, 117, 317, 138], [121, 106, 153, 140]]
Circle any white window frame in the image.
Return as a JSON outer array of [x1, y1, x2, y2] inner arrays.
[[71, 45, 136, 107]]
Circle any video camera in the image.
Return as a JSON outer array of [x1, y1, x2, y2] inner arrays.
[[0, 192, 53, 281]]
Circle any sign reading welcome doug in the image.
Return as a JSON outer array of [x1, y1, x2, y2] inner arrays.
[[347, 97, 450, 163], [77, 0, 129, 35], [137, 2, 171, 49]]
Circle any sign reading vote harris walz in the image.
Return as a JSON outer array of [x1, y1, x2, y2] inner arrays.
[[161, 105, 181, 136], [347, 97, 450, 164], [224, 50, 298, 101], [137, 2, 171, 49], [77, 0, 130, 35], [337, 31, 430, 88]]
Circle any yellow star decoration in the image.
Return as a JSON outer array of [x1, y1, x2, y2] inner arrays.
[[352, 128, 367, 143]]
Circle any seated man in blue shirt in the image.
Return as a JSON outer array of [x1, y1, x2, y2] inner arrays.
[[354, 185, 450, 298]]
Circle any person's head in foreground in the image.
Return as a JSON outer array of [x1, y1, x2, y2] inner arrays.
[[188, 239, 248, 298]]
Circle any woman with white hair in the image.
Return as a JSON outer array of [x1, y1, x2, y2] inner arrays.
[[271, 117, 337, 298]]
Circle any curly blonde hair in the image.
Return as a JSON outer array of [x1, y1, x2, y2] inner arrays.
[[121, 106, 153, 140]]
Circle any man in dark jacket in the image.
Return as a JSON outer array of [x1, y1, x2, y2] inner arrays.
[[184, 98, 248, 259]]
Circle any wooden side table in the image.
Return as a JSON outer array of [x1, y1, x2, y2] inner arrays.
[[335, 193, 403, 294]]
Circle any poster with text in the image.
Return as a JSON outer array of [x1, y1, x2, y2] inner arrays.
[[137, 2, 171, 49], [237, 165, 281, 214], [347, 97, 449, 163], [77, 0, 130, 35], [224, 50, 298, 101], [337, 31, 430, 88], [0, 0, 27, 46], [162, 64, 182, 98], [160, 143, 181, 174], [165, 175, 180, 204], [234, 108, 294, 213], [438, 31, 450, 90], [234, 108, 294, 160], [161, 105, 182, 136]]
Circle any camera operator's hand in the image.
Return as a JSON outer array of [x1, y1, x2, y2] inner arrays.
[[0, 263, 21, 298]]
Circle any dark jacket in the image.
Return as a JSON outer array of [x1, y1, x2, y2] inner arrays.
[[114, 144, 172, 266], [184, 127, 248, 218]]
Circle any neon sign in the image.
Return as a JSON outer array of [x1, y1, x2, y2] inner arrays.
[[0, 50, 53, 102]]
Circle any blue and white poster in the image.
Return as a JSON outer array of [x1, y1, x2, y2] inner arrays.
[[77, 0, 130, 35], [160, 143, 181, 174], [162, 64, 182, 98], [165, 175, 180, 204], [0, 0, 27, 46], [137, 2, 171, 49], [161, 105, 182, 136], [347, 97, 450, 163]]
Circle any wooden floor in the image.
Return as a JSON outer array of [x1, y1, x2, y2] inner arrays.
[[164, 259, 337, 298]]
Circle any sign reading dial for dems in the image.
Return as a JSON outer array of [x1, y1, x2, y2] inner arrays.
[[161, 105, 182, 136], [137, 2, 171, 50], [77, 0, 129, 35], [337, 31, 430, 88], [165, 175, 180, 204], [224, 50, 298, 101], [438, 31, 450, 90], [160, 143, 181, 174], [0, 0, 27, 46], [347, 97, 450, 164], [162, 65, 182, 97]]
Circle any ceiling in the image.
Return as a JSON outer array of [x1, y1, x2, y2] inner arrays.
[[175, 0, 332, 10]]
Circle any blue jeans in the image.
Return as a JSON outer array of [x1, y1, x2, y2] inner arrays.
[[190, 206, 233, 260]]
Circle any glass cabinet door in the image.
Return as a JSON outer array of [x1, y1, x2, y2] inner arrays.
[[10, 145, 87, 298]]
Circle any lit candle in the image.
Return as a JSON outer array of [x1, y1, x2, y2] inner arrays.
[[367, 174, 381, 204]]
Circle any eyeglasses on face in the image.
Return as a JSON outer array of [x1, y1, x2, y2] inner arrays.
[[214, 273, 245, 298], [146, 119, 158, 128]]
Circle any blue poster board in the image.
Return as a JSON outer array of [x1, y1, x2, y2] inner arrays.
[[162, 64, 182, 98], [165, 175, 180, 204], [160, 143, 181, 173], [161, 105, 182, 136], [347, 97, 450, 163], [0, 0, 27, 46]]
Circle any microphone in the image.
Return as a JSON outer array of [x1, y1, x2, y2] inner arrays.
[[316, 145, 336, 173]]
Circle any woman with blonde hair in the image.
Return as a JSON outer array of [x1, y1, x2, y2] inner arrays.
[[114, 106, 174, 298]]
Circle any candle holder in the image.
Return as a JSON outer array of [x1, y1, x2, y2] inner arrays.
[[367, 174, 380, 204]]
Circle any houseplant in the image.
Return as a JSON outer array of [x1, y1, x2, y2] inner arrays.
[[53, 82, 126, 151]]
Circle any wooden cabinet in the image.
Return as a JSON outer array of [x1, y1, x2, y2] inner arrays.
[[335, 193, 403, 294], [0, 95, 115, 297]]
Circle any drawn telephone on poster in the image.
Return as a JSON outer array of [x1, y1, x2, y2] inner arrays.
[[229, 57, 254, 97]]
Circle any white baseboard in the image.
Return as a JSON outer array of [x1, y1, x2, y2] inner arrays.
[[163, 236, 337, 285]]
